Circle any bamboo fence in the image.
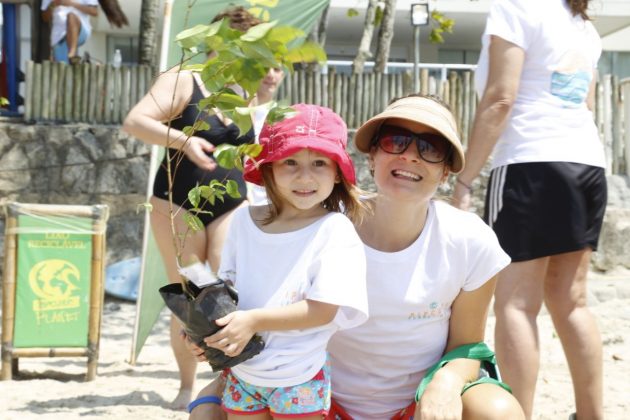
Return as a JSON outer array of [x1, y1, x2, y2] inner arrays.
[[21, 61, 629, 175], [24, 60, 153, 124]]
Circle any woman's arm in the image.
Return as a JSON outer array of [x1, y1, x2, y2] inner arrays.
[[452, 36, 525, 210], [586, 70, 598, 111], [204, 300, 339, 357], [415, 276, 497, 419], [122, 70, 217, 171]]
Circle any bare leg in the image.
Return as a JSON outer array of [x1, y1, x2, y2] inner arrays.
[[150, 197, 207, 409], [461, 383, 525, 420], [544, 249, 603, 420], [66, 13, 81, 58], [493, 258, 548, 419], [189, 376, 227, 420]]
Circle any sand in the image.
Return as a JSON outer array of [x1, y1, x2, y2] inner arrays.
[[1, 270, 629, 420]]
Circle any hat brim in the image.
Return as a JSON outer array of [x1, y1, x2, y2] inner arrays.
[[243, 136, 356, 186], [354, 106, 465, 174]]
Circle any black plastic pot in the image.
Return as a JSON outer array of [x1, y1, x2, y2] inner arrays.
[[159, 280, 265, 371]]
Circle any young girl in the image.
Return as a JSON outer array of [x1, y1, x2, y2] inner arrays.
[[203, 104, 369, 419]]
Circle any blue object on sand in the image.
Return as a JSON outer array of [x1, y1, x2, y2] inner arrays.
[[105, 257, 141, 301]]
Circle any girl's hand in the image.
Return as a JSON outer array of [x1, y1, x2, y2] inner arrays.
[[183, 136, 217, 171], [415, 369, 464, 420], [204, 311, 257, 357], [452, 182, 472, 211]]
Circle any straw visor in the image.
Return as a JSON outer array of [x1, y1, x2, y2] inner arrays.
[[243, 104, 356, 185], [354, 96, 465, 173]]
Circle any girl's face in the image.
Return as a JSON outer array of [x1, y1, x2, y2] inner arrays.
[[271, 149, 339, 214], [370, 118, 450, 202]]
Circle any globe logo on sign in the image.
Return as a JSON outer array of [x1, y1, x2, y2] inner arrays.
[[29, 259, 81, 311]]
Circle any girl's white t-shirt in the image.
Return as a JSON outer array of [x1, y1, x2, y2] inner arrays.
[[475, 0, 606, 169], [327, 201, 510, 419], [218, 207, 368, 387]]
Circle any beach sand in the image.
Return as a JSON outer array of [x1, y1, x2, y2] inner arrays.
[[1, 270, 629, 420]]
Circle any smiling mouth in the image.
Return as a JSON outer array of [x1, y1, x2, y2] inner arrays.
[[293, 189, 317, 196], [391, 169, 422, 181]]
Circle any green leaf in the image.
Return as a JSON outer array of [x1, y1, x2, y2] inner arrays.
[[230, 109, 254, 138], [266, 105, 297, 125], [193, 119, 210, 132], [214, 144, 239, 169], [214, 91, 248, 109], [238, 143, 263, 159], [176, 24, 211, 49], [198, 185, 215, 199], [347, 8, 359, 18], [284, 42, 326, 65], [241, 21, 277, 42], [265, 26, 305, 45], [187, 186, 201, 208], [182, 126, 195, 137], [184, 212, 204, 232], [241, 42, 279, 65]]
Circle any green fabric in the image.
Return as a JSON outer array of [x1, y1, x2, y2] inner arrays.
[[415, 342, 512, 402]]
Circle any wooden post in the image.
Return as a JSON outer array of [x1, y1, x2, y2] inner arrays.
[[622, 80, 630, 176], [81, 63, 90, 122], [63, 64, 73, 122], [41, 61, 51, 120], [49, 61, 60, 121], [24, 60, 34, 122], [1, 207, 18, 380], [32, 62, 42, 121]]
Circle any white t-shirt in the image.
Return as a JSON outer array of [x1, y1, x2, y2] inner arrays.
[[247, 107, 271, 205], [218, 207, 368, 387], [41, 0, 98, 46], [327, 201, 510, 419], [475, 0, 606, 169]]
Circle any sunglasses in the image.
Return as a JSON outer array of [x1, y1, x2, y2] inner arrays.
[[372, 125, 453, 164]]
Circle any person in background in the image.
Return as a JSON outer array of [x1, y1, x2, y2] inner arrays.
[[453, 1, 606, 419], [122, 6, 282, 410], [187, 95, 525, 420], [41, 0, 99, 64]]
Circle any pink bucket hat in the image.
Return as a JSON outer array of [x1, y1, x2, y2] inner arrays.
[[243, 104, 356, 186]]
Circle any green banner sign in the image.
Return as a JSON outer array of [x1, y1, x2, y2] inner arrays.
[[167, 0, 330, 67], [13, 215, 93, 348]]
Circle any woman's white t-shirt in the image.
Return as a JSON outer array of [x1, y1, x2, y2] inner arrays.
[[475, 0, 606, 169], [218, 207, 368, 387], [327, 201, 510, 419]]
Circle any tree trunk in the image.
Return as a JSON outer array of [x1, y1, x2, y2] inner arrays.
[[138, 0, 160, 68], [306, 4, 330, 72], [352, 0, 378, 75], [374, 0, 397, 74]]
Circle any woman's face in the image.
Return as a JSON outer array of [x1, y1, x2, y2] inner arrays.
[[258, 67, 284, 98], [369, 118, 450, 202]]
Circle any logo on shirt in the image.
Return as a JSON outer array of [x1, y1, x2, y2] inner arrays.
[[407, 301, 448, 320]]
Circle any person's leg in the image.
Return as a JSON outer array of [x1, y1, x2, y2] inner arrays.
[[65, 13, 81, 59], [150, 196, 208, 409], [493, 258, 548, 419], [544, 249, 603, 420], [205, 202, 247, 272], [189, 376, 227, 420], [461, 383, 525, 420]]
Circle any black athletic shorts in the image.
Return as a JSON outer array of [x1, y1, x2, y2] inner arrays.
[[483, 162, 607, 262]]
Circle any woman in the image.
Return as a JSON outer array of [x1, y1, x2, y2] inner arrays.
[[188, 95, 525, 419], [122, 6, 283, 410], [453, 1, 606, 419]]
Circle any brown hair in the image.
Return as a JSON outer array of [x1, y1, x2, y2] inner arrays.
[[211, 6, 262, 31], [566, 0, 590, 20], [260, 164, 367, 225]]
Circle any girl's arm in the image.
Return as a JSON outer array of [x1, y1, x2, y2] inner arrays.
[[205, 300, 339, 357], [452, 35, 524, 209], [122, 70, 217, 171], [415, 276, 497, 419]]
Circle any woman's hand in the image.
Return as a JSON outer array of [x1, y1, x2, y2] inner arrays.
[[204, 311, 257, 357], [415, 369, 465, 420], [183, 136, 217, 171], [180, 330, 207, 362]]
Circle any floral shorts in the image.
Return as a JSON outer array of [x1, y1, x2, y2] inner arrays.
[[222, 358, 331, 418]]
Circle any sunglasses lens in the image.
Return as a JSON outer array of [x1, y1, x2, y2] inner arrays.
[[379, 133, 413, 154], [417, 134, 451, 163]]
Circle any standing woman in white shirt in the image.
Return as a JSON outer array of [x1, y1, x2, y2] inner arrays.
[[453, 1, 606, 419]]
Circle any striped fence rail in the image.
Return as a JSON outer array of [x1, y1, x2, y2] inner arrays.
[[24, 60, 153, 125]]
